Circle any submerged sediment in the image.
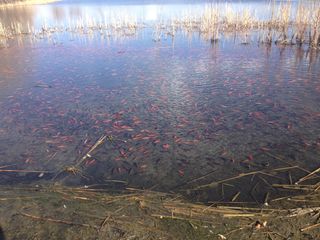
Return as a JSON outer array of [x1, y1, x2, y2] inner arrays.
[[0, 178, 319, 239]]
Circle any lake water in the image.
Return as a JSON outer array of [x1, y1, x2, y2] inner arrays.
[[0, 0, 320, 204]]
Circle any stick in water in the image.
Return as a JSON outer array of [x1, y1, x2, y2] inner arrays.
[[77, 135, 107, 166], [295, 166, 320, 185]]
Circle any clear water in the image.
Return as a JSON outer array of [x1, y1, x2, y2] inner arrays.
[[0, 0, 320, 203]]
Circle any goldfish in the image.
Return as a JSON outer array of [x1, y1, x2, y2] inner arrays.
[[162, 144, 170, 150]]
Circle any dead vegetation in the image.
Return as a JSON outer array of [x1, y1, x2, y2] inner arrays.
[[0, 1, 319, 49], [0, 165, 319, 239]]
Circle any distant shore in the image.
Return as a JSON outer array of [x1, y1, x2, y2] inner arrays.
[[0, 0, 59, 7]]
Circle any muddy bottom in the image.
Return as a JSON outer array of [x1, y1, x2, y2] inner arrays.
[[0, 183, 319, 240]]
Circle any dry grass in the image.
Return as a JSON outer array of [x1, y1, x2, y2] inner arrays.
[[0, 0, 58, 8], [0, 1, 319, 48], [1, 176, 319, 239]]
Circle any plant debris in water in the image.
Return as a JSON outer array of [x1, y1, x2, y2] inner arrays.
[[0, 0, 320, 239]]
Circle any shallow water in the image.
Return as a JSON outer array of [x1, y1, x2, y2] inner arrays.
[[0, 0, 320, 203]]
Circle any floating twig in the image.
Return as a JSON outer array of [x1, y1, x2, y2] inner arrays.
[[288, 171, 293, 185], [264, 192, 270, 206], [0, 164, 16, 169], [193, 166, 298, 190], [296, 166, 320, 185], [300, 222, 320, 232], [76, 135, 106, 167], [0, 169, 52, 173], [231, 191, 241, 202]]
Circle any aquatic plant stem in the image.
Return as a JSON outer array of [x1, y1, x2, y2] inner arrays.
[[0, 169, 52, 173], [76, 135, 106, 167], [193, 166, 299, 190], [300, 222, 320, 232], [296, 166, 320, 184]]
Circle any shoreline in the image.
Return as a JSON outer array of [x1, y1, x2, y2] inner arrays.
[[0, 182, 319, 239], [0, 0, 59, 8]]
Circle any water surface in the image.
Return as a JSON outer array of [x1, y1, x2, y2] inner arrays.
[[0, 0, 320, 203]]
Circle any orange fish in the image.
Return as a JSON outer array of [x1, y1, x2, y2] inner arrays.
[[85, 159, 96, 166], [133, 116, 141, 125], [260, 147, 270, 152], [119, 149, 127, 157], [162, 144, 170, 150], [174, 136, 182, 143], [250, 111, 264, 120]]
